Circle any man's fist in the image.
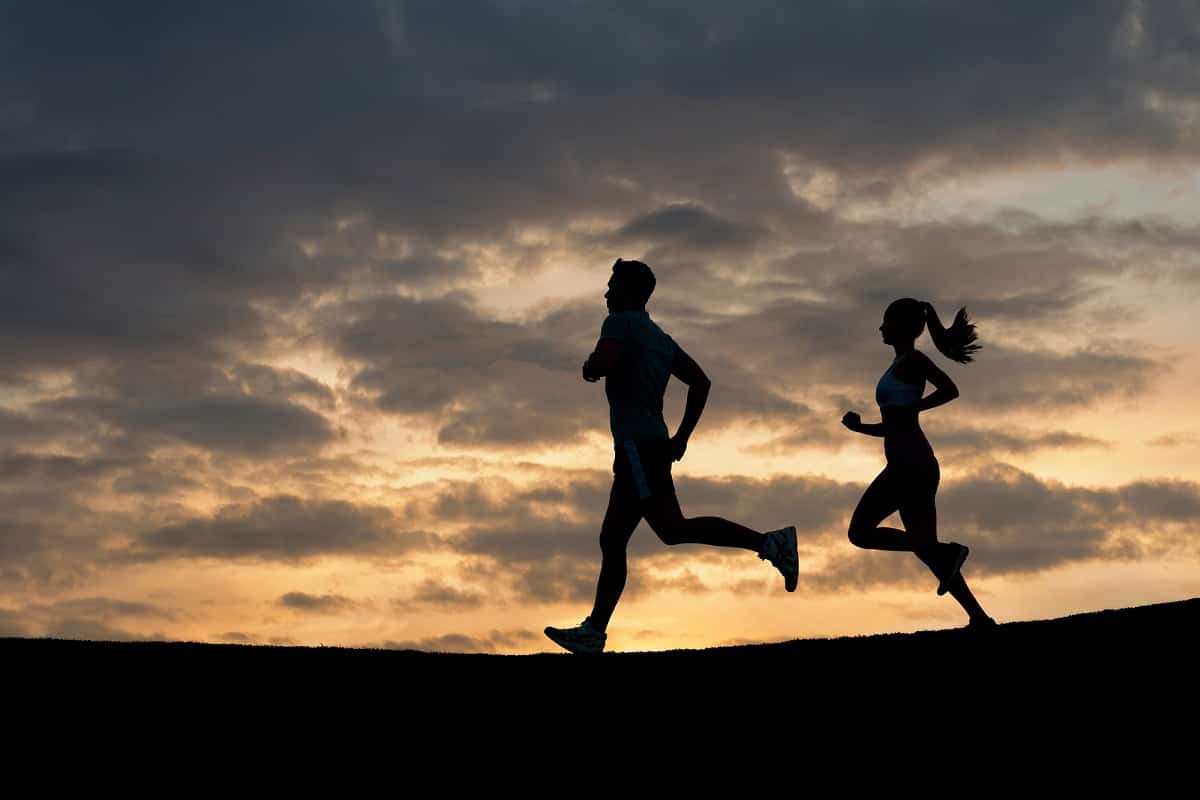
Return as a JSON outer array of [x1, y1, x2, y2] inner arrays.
[[582, 357, 601, 382]]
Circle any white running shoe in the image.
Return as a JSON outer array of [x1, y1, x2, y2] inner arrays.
[[760, 526, 799, 592], [544, 616, 607, 655]]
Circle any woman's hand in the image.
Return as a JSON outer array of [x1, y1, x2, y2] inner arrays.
[[841, 411, 862, 432], [668, 433, 689, 462]]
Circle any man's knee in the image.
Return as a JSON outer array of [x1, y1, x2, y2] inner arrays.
[[642, 493, 688, 545], [647, 515, 688, 546], [599, 527, 629, 555]]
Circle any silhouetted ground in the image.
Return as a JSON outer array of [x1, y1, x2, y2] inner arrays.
[[7, 598, 1196, 740]]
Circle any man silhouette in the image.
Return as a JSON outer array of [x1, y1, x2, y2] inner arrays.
[[544, 259, 798, 654]]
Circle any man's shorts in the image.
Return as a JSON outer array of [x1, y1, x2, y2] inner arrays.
[[612, 437, 676, 502]]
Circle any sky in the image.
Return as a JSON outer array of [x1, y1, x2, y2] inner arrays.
[[1, 0, 1199, 652]]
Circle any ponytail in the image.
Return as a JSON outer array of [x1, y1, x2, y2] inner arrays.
[[923, 303, 980, 364]]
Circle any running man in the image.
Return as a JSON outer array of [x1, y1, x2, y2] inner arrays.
[[544, 258, 798, 654]]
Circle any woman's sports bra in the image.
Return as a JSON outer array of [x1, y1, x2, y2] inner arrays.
[[876, 354, 925, 409]]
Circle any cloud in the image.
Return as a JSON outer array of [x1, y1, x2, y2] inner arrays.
[[1148, 432, 1200, 447], [414, 463, 1200, 599], [0, 1, 1191, 465], [616, 204, 765, 251], [746, 423, 1111, 457], [36, 597, 176, 620], [0, 596, 176, 641], [230, 363, 337, 411], [278, 592, 358, 614], [925, 426, 1111, 456], [393, 579, 486, 612], [324, 294, 600, 447], [379, 628, 539, 654], [0, 608, 32, 637], [36, 359, 341, 459], [129, 495, 442, 563], [45, 618, 160, 642]]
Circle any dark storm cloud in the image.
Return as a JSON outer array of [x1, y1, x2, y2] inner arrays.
[[129, 495, 442, 563]]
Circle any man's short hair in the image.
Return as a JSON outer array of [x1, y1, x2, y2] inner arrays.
[[613, 258, 656, 305]]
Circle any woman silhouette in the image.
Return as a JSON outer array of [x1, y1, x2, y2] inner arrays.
[[842, 299, 996, 630]]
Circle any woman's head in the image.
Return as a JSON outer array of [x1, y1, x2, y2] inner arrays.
[[881, 298, 980, 363], [880, 298, 927, 344]]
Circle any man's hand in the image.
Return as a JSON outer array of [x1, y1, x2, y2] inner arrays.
[[582, 357, 601, 383], [841, 411, 862, 432], [668, 434, 689, 462]]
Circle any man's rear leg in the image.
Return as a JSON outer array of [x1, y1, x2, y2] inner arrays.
[[642, 492, 799, 591]]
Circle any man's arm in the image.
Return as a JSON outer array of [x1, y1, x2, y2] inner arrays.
[[668, 347, 711, 460], [582, 337, 623, 382]]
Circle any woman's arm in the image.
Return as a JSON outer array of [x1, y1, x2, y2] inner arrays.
[[907, 351, 959, 411], [841, 412, 887, 437]]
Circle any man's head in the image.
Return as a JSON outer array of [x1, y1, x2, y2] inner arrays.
[[605, 258, 656, 312]]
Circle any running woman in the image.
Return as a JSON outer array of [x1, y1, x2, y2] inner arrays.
[[841, 299, 997, 630]]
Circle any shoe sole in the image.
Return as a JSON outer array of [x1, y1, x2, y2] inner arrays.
[[937, 545, 969, 596], [543, 627, 604, 655]]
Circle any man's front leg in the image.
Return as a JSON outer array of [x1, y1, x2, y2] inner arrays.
[[588, 482, 642, 632]]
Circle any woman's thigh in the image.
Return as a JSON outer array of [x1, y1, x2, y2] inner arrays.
[[849, 467, 903, 532]]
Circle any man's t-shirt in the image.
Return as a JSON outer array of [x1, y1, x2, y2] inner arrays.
[[599, 310, 679, 443]]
